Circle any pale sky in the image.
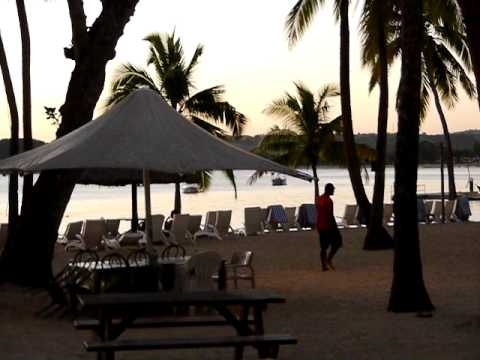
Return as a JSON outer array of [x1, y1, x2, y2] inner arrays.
[[0, 0, 478, 142]]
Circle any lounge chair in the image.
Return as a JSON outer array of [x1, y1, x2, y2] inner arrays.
[[104, 219, 120, 238], [282, 207, 297, 231], [194, 210, 233, 240], [339, 204, 359, 227], [186, 215, 202, 241], [57, 221, 83, 245], [65, 219, 108, 252], [424, 200, 435, 222], [445, 199, 458, 222], [164, 214, 192, 245], [296, 203, 316, 230], [151, 214, 168, 244], [265, 205, 288, 231], [383, 203, 394, 225], [430, 199, 457, 223], [455, 195, 471, 221], [243, 207, 264, 236]]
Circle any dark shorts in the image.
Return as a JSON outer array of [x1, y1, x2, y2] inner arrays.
[[318, 228, 343, 250]]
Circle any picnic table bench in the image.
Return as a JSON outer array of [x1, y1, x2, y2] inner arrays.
[[77, 288, 297, 360]]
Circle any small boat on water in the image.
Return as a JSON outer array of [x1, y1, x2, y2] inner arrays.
[[271, 174, 287, 186], [182, 184, 202, 194]]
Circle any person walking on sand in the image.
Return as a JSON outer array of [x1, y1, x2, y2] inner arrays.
[[315, 183, 342, 271]]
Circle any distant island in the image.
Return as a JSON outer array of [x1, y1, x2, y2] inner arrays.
[[227, 129, 480, 164]]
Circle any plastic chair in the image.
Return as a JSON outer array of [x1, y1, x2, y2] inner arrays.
[[161, 244, 186, 259], [65, 219, 108, 252], [266, 205, 288, 231], [164, 214, 192, 245], [296, 204, 316, 229], [243, 207, 264, 236], [57, 221, 83, 245], [282, 207, 297, 231], [187, 251, 223, 291], [215, 251, 255, 289], [339, 205, 359, 227]]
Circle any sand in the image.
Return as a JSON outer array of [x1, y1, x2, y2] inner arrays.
[[0, 222, 479, 359]]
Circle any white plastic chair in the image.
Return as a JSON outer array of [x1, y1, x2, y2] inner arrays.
[[57, 221, 83, 245], [339, 205, 359, 227], [187, 251, 223, 291], [243, 207, 264, 236], [282, 207, 297, 231], [164, 214, 192, 245], [65, 219, 108, 252]]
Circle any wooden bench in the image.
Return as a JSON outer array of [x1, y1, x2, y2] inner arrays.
[[84, 334, 297, 359], [74, 315, 254, 330]]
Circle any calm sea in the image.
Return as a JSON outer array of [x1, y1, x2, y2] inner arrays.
[[1, 166, 479, 232]]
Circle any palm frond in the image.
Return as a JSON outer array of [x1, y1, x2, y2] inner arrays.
[[222, 169, 238, 199], [285, 0, 325, 47], [189, 115, 226, 138]]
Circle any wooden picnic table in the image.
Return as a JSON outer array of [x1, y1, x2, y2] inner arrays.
[[77, 288, 292, 360]]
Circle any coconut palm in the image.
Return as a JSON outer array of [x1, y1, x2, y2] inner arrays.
[[16, 0, 33, 206], [0, 30, 19, 247], [360, 0, 396, 250], [286, 0, 372, 220], [389, 0, 434, 313], [456, 0, 480, 110], [367, 4, 475, 200], [106, 32, 246, 213], [252, 83, 342, 197]]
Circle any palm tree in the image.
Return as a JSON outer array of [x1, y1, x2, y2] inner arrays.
[[106, 32, 246, 213], [456, 0, 480, 109], [0, 30, 19, 255], [253, 83, 342, 197], [16, 0, 33, 207], [286, 0, 372, 221], [360, 0, 395, 250], [369, 5, 475, 200], [389, 0, 434, 312]]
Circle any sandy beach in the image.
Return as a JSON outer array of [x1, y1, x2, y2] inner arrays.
[[0, 222, 479, 359]]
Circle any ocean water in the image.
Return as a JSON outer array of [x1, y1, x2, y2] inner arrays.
[[1, 166, 479, 232]]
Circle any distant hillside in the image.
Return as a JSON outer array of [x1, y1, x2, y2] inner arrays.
[[227, 129, 480, 163], [0, 139, 46, 159]]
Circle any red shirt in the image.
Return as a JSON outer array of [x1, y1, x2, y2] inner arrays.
[[315, 194, 334, 230]]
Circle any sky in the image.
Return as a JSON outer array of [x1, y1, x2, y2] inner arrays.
[[0, 0, 478, 142]]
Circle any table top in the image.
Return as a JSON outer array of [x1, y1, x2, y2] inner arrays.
[[74, 256, 190, 270], [79, 288, 285, 309]]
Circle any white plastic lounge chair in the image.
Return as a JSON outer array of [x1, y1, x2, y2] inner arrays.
[[65, 219, 108, 252], [194, 210, 233, 240], [57, 221, 83, 245], [281, 207, 297, 231], [187, 251, 223, 291], [243, 207, 264, 236], [445, 199, 458, 222], [383, 203, 394, 225], [164, 214, 192, 245], [186, 214, 202, 241], [339, 204, 359, 227], [296, 203, 316, 229], [424, 200, 435, 222], [265, 205, 288, 231], [151, 214, 168, 244], [104, 219, 120, 238]]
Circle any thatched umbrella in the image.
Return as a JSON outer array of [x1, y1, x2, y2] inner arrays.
[[0, 89, 312, 254]]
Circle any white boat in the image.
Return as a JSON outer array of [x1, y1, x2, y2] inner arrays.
[[271, 174, 287, 186], [182, 184, 202, 194]]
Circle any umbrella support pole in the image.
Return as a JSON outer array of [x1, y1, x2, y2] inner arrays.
[[143, 169, 155, 257]]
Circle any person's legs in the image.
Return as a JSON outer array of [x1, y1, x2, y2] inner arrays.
[[318, 230, 330, 271], [326, 228, 342, 270]]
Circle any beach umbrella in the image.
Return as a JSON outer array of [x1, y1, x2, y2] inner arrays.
[[0, 88, 312, 254]]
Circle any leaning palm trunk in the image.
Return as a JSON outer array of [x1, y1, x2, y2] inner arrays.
[[174, 182, 182, 214], [0, 32, 19, 256], [430, 82, 456, 200], [458, 0, 480, 110], [16, 0, 33, 207], [364, 12, 393, 250], [311, 162, 319, 198], [339, 0, 371, 221], [388, 0, 433, 312], [0, 1, 139, 287]]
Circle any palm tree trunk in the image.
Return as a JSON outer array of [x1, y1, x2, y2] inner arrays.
[[174, 182, 182, 214], [0, 31, 19, 259], [339, 0, 371, 221], [0, 0, 140, 287], [16, 0, 33, 207], [311, 163, 319, 198], [388, 0, 434, 312], [458, 0, 480, 110], [430, 81, 456, 199], [364, 12, 393, 250], [131, 183, 138, 231]]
